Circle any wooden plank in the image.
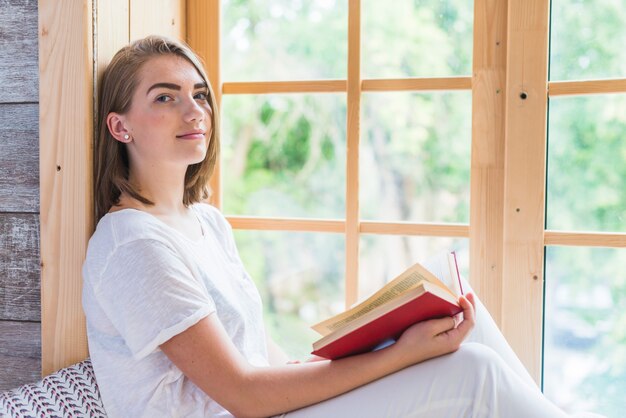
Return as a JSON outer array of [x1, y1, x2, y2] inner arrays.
[[502, 0, 551, 383], [223, 80, 347, 95], [362, 77, 472, 92], [544, 231, 626, 248], [0, 320, 41, 392], [96, 0, 130, 81], [360, 222, 469, 237], [187, 0, 221, 208], [39, 0, 93, 376], [469, 0, 508, 326], [0, 0, 38, 103], [130, 0, 185, 41], [0, 104, 39, 212], [95, 0, 130, 219], [221, 77, 471, 95], [0, 214, 40, 322], [226, 217, 470, 237], [345, 0, 361, 309], [227, 217, 344, 233], [549, 78, 626, 96]]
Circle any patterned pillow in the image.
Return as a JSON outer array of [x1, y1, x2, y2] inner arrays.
[[0, 358, 107, 418]]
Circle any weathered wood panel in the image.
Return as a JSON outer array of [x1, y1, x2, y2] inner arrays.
[[0, 0, 41, 391], [0, 320, 41, 391], [0, 0, 39, 103], [0, 104, 39, 212], [0, 213, 40, 322]]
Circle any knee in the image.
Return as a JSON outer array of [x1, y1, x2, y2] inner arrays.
[[451, 342, 506, 377], [447, 343, 509, 406]]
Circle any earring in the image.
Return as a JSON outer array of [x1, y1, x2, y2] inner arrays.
[[123, 134, 130, 140]]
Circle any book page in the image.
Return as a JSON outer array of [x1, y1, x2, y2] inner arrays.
[[311, 265, 432, 336], [420, 252, 461, 297], [448, 252, 463, 295]]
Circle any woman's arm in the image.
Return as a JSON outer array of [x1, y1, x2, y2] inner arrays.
[[160, 294, 476, 418]]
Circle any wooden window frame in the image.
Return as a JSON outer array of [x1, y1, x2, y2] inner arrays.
[[39, 0, 626, 385]]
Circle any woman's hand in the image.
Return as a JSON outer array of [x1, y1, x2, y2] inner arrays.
[[391, 293, 476, 368]]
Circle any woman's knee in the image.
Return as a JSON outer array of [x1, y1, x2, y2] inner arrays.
[[451, 342, 507, 377]]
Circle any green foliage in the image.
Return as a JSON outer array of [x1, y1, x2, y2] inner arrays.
[[550, 0, 626, 80], [233, 230, 345, 359], [548, 96, 626, 232]]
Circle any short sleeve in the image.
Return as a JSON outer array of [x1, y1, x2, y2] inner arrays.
[[94, 239, 215, 360]]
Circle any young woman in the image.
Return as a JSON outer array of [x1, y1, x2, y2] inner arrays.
[[82, 35, 584, 418]]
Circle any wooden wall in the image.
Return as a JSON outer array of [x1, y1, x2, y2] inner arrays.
[[0, 0, 41, 391]]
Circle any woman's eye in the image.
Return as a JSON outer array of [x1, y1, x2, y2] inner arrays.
[[156, 95, 172, 103], [194, 91, 208, 100]]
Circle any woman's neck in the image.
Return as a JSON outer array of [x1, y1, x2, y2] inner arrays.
[[125, 166, 188, 215]]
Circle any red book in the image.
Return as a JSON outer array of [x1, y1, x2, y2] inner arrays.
[[311, 253, 463, 360]]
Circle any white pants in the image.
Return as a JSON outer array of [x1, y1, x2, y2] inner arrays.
[[277, 278, 570, 418]]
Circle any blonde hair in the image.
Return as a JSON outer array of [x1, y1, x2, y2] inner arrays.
[[94, 35, 219, 222]]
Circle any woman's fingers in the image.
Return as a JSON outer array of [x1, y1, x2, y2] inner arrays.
[[398, 293, 478, 355], [465, 292, 476, 314], [455, 294, 475, 337], [428, 316, 458, 336], [424, 293, 476, 338]]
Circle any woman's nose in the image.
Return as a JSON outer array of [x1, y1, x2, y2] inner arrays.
[[183, 97, 206, 122]]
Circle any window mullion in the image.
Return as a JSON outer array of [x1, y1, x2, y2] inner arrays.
[[346, 0, 361, 309], [501, 0, 551, 384]]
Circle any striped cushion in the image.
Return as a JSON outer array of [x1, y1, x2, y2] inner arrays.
[[0, 358, 107, 418]]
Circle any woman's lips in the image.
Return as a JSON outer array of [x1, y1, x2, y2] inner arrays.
[[176, 133, 205, 140]]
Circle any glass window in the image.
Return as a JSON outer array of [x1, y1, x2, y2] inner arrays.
[[234, 230, 345, 358], [362, 0, 473, 78], [547, 95, 626, 232], [222, 94, 346, 218], [359, 235, 468, 300], [222, 0, 348, 81], [550, 0, 626, 81], [543, 246, 626, 417], [360, 92, 471, 223]]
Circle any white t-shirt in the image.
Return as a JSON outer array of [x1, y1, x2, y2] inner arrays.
[[82, 203, 269, 418]]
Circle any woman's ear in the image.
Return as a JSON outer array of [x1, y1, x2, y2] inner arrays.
[[107, 112, 132, 143]]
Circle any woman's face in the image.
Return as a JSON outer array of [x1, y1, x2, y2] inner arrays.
[[114, 54, 213, 173]]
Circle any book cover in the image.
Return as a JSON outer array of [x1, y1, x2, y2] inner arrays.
[[311, 253, 463, 360]]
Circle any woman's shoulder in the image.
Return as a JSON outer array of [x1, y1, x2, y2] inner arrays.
[[87, 210, 171, 260], [84, 210, 181, 284], [191, 202, 232, 235], [101, 208, 168, 239]]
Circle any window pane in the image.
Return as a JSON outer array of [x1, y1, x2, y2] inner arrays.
[[362, 0, 473, 78], [360, 92, 471, 223], [222, 0, 347, 81], [547, 95, 626, 232], [550, 0, 626, 80], [359, 235, 468, 300], [222, 94, 346, 218], [234, 230, 345, 359], [543, 246, 626, 417]]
